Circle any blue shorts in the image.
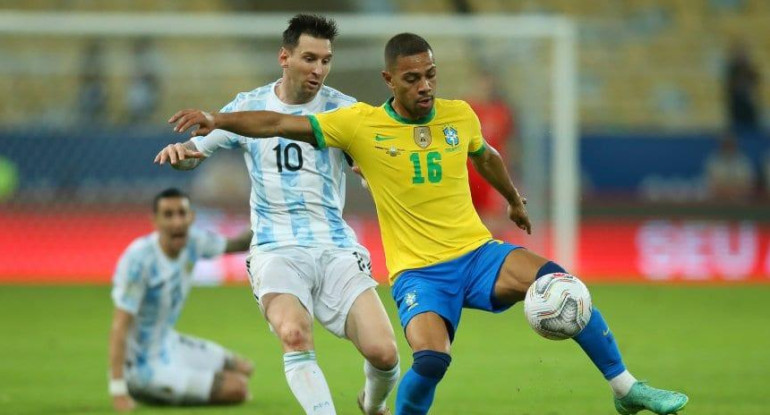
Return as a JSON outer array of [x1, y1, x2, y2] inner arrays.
[[391, 240, 521, 341]]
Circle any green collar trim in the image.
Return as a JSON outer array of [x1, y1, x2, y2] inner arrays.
[[382, 97, 436, 125]]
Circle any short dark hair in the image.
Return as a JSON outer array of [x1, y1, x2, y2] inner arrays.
[[384, 33, 433, 69], [282, 14, 338, 50], [152, 188, 189, 213]]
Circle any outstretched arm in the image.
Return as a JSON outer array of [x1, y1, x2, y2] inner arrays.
[[154, 140, 205, 169], [169, 109, 316, 144], [469, 144, 531, 234], [224, 229, 253, 254], [108, 307, 136, 412]]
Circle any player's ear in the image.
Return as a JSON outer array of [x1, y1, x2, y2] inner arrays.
[[278, 47, 290, 68], [381, 70, 393, 89]]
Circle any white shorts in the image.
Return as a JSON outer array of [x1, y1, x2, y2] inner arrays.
[[126, 332, 228, 405], [247, 245, 378, 338]]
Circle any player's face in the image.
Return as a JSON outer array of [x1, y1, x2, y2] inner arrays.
[[382, 51, 436, 118], [153, 197, 194, 252], [280, 34, 333, 97]]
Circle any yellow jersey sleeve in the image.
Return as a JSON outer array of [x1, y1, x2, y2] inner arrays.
[[307, 103, 366, 151], [464, 102, 487, 156]]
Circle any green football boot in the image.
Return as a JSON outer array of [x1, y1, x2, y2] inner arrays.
[[614, 381, 689, 414]]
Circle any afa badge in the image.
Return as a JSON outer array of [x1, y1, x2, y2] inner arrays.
[[443, 126, 459, 147]]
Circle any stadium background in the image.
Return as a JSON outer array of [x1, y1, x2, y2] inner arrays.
[[2, 0, 769, 284], [1, 2, 770, 414]]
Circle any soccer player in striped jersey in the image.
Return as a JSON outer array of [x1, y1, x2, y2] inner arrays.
[[108, 188, 254, 411], [165, 32, 690, 415], [154, 15, 399, 415]]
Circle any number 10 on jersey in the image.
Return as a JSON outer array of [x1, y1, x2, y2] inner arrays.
[[410, 151, 442, 184], [273, 143, 304, 172]]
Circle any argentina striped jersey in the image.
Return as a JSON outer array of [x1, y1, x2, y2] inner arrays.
[[192, 81, 359, 251], [111, 229, 226, 364]]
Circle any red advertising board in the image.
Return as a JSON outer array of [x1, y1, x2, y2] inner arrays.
[[1, 210, 768, 284], [580, 219, 770, 283]]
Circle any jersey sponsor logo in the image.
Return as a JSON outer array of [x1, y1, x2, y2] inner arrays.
[[413, 126, 432, 148], [443, 126, 459, 147], [374, 133, 397, 142]]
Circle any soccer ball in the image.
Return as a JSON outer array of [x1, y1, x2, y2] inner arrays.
[[524, 273, 592, 340]]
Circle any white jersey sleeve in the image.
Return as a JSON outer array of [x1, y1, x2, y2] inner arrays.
[[190, 228, 227, 259], [190, 92, 251, 156], [111, 242, 148, 314]]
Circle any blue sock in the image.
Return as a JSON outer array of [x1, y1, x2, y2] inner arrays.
[[574, 307, 626, 380], [395, 350, 451, 415], [535, 261, 626, 380]]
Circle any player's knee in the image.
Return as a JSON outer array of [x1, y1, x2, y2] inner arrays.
[[534, 261, 591, 296], [230, 375, 250, 403], [210, 372, 249, 404], [276, 322, 313, 351], [535, 261, 567, 280], [225, 354, 254, 378], [412, 350, 452, 381], [363, 340, 399, 370]]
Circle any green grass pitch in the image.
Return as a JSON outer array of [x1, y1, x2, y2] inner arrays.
[[1, 284, 768, 414]]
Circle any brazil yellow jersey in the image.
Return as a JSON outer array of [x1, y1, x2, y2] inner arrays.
[[308, 98, 493, 283]]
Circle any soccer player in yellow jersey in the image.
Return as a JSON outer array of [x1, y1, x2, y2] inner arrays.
[[165, 33, 688, 415]]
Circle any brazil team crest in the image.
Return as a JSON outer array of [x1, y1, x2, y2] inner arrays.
[[443, 126, 459, 147], [413, 126, 432, 148]]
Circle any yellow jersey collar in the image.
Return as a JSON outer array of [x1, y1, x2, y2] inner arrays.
[[383, 97, 436, 125]]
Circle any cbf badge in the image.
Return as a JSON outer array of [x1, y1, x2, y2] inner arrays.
[[443, 126, 459, 147], [413, 126, 432, 148]]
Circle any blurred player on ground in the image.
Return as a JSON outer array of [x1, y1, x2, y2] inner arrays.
[[164, 32, 690, 415], [154, 15, 399, 415], [108, 188, 254, 412]]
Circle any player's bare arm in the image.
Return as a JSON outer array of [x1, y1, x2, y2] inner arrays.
[[224, 229, 253, 254], [108, 307, 136, 412], [167, 109, 317, 150], [153, 140, 205, 168], [469, 144, 532, 234]]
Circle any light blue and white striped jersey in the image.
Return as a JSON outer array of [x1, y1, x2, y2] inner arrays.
[[111, 229, 226, 362], [192, 81, 359, 251]]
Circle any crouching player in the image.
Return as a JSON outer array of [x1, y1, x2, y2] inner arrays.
[[107, 188, 254, 411]]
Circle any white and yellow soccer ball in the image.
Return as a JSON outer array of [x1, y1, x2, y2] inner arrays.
[[524, 273, 592, 340]]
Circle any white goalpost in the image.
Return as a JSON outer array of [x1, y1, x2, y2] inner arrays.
[[0, 11, 578, 270]]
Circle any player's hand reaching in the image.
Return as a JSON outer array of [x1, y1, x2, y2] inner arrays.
[[507, 197, 532, 234], [153, 142, 204, 168], [112, 394, 135, 412], [169, 109, 216, 137], [351, 165, 370, 191]]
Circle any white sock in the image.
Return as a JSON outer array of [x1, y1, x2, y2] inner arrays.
[[609, 370, 638, 398], [363, 359, 400, 413], [283, 351, 336, 414]]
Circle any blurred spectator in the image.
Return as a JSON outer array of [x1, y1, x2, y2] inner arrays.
[[125, 39, 161, 124], [466, 70, 516, 216], [703, 132, 756, 201], [725, 39, 761, 134], [78, 41, 108, 124]]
